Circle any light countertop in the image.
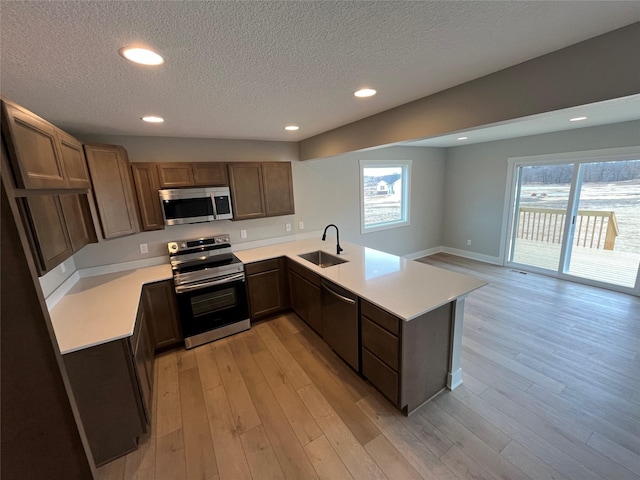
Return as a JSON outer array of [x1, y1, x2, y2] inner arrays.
[[235, 238, 486, 321], [49, 264, 172, 354]]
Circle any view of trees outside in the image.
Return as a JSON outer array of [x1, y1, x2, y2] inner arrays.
[[362, 167, 403, 227]]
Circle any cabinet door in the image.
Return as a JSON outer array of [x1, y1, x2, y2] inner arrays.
[[142, 280, 183, 351], [1, 102, 67, 189], [157, 163, 194, 187], [23, 195, 73, 273], [131, 163, 164, 231], [193, 162, 228, 186], [305, 280, 322, 336], [57, 130, 91, 189], [262, 162, 295, 216], [246, 259, 288, 319], [288, 270, 307, 321], [84, 144, 139, 239], [59, 194, 95, 252], [228, 163, 266, 220]]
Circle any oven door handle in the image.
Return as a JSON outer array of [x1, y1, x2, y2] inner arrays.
[[175, 272, 245, 293]]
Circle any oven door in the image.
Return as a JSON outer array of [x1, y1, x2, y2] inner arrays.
[[176, 275, 249, 347]]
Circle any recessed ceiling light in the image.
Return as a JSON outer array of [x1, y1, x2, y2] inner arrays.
[[142, 116, 164, 123], [284, 125, 299, 131], [354, 88, 376, 98], [569, 116, 588, 122], [119, 47, 164, 66], [457, 136, 468, 140]]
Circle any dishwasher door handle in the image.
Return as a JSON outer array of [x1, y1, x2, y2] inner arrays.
[[322, 281, 356, 305]]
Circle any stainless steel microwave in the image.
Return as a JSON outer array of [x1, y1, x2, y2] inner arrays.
[[159, 187, 233, 225]]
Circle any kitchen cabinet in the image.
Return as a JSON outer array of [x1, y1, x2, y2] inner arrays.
[[142, 279, 183, 351], [360, 299, 452, 413], [245, 258, 289, 320], [21, 193, 95, 274], [1, 100, 91, 190], [228, 162, 295, 220], [321, 279, 359, 371], [287, 260, 322, 335], [131, 163, 164, 231], [84, 143, 140, 239], [157, 162, 228, 188], [63, 300, 153, 465]]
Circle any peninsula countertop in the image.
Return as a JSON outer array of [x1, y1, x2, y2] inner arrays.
[[234, 238, 486, 321]]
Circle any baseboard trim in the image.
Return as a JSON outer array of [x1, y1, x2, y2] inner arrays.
[[440, 246, 502, 265], [404, 246, 442, 260]]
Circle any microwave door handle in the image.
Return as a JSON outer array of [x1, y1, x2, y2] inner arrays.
[[210, 193, 218, 219]]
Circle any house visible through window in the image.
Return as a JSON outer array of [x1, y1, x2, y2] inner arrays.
[[360, 160, 411, 233]]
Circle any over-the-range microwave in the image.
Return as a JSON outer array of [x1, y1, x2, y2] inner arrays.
[[159, 187, 233, 225]]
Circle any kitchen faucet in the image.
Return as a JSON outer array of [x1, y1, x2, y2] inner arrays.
[[322, 224, 343, 255]]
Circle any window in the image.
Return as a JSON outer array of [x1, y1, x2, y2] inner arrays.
[[360, 160, 411, 233]]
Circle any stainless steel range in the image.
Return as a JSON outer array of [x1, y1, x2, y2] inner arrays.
[[168, 234, 249, 349]]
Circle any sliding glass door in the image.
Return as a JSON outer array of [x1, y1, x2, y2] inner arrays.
[[508, 155, 640, 293]]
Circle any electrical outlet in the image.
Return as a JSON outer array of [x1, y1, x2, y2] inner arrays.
[[139, 243, 149, 254], [298, 221, 304, 230], [241, 229, 247, 239], [285, 223, 292, 232], [466, 239, 472, 246]]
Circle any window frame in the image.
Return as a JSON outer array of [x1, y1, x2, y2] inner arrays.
[[359, 159, 412, 234]]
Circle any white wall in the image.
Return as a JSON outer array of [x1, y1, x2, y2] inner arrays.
[[68, 137, 444, 270], [442, 120, 640, 261]]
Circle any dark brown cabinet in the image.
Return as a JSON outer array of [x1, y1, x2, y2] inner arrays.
[[157, 162, 228, 188], [1, 99, 91, 190], [321, 280, 359, 371], [22, 193, 95, 274], [142, 280, 183, 351], [228, 162, 295, 220], [287, 260, 322, 335], [157, 162, 195, 187], [84, 143, 140, 239], [193, 162, 228, 186], [131, 163, 164, 231], [63, 302, 153, 466], [245, 258, 289, 319]]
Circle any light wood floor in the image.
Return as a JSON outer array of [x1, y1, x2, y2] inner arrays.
[[98, 253, 640, 480]]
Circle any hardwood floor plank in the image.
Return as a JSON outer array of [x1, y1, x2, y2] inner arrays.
[[500, 440, 570, 480], [398, 406, 455, 459], [364, 434, 423, 480], [155, 352, 182, 437], [461, 371, 488, 396], [96, 456, 126, 480], [269, 317, 380, 445], [178, 367, 218, 480], [240, 424, 286, 480], [462, 346, 533, 392], [304, 435, 354, 480], [155, 429, 187, 480], [212, 340, 261, 434], [298, 384, 387, 480], [176, 348, 198, 372], [203, 384, 252, 480], [440, 445, 498, 480], [419, 401, 530, 480], [587, 431, 640, 477], [254, 320, 312, 390], [194, 343, 222, 391], [123, 434, 155, 480], [357, 394, 458, 480]]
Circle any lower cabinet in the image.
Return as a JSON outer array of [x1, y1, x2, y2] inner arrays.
[[245, 258, 289, 319], [142, 279, 183, 351], [287, 260, 322, 335], [63, 301, 153, 466]]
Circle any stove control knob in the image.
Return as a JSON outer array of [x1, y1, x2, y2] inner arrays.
[[181, 243, 187, 248], [168, 242, 178, 252]]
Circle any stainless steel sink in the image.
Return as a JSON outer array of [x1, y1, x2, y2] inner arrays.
[[298, 250, 348, 268]]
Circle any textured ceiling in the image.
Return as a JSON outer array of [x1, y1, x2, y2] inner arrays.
[[1, 1, 639, 142]]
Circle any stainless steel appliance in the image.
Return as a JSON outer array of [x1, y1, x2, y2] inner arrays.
[[168, 234, 249, 349], [159, 187, 233, 225]]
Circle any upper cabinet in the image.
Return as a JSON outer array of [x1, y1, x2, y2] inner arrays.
[[157, 162, 228, 188], [131, 163, 164, 231], [1, 100, 90, 190], [228, 162, 294, 221], [84, 144, 140, 239]]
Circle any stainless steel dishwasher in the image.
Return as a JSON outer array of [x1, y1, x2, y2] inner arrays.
[[321, 279, 360, 372]]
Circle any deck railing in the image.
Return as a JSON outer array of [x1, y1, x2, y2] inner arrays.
[[517, 207, 619, 250]]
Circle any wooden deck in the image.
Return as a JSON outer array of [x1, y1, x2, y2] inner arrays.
[[512, 238, 639, 288], [97, 254, 640, 480]]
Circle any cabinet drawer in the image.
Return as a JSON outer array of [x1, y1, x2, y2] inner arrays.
[[287, 258, 321, 286], [362, 348, 398, 405], [245, 258, 281, 275], [361, 299, 400, 335], [362, 316, 399, 371]]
